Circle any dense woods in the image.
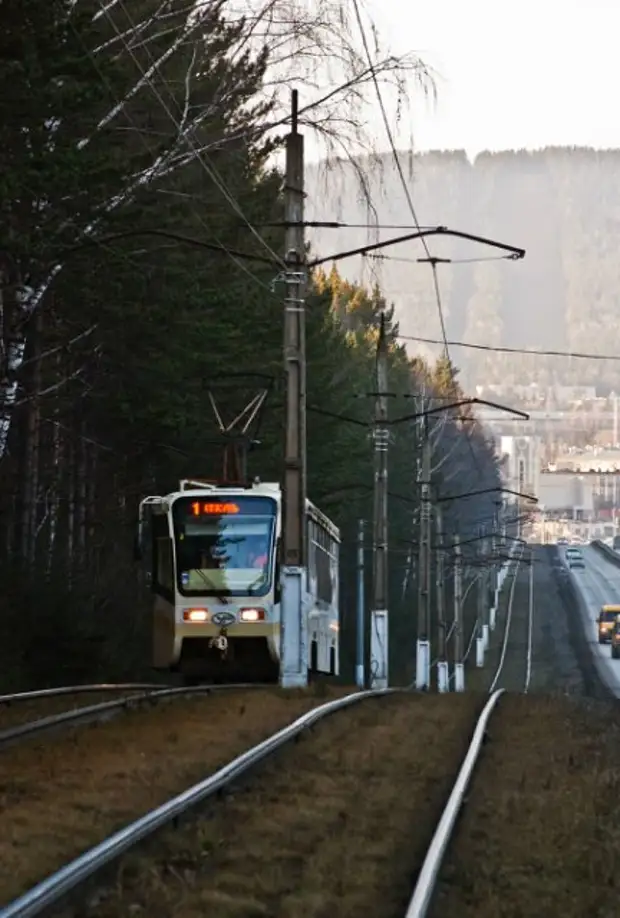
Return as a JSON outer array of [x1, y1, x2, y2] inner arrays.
[[308, 147, 620, 392], [0, 0, 503, 689]]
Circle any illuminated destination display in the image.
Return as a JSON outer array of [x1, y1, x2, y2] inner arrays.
[[191, 502, 240, 516]]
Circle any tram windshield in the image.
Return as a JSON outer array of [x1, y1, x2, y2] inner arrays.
[[172, 495, 277, 596]]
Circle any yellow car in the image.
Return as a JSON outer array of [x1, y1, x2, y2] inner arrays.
[[598, 605, 620, 645]]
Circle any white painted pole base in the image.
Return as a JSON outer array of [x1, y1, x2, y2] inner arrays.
[[454, 661, 465, 692], [482, 623, 490, 651], [415, 639, 431, 690], [489, 606, 497, 631], [476, 635, 485, 668], [355, 664, 364, 689], [369, 609, 388, 689], [279, 566, 309, 688], [437, 659, 449, 693]]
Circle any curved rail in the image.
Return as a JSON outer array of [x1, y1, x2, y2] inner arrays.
[[2, 686, 398, 918], [0, 683, 259, 750], [488, 544, 526, 693], [405, 689, 506, 918], [0, 683, 169, 705]]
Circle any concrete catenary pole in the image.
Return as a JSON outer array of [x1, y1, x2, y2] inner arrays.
[[416, 420, 432, 689], [370, 315, 389, 688], [356, 518, 365, 688], [453, 534, 465, 691], [280, 90, 309, 688], [435, 504, 449, 692]]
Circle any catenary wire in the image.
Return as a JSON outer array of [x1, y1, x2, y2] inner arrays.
[[397, 334, 620, 361]]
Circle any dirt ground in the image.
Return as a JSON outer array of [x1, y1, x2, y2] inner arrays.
[[431, 693, 620, 918], [53, 693, 484, 918], [0, 685, 353, 905]]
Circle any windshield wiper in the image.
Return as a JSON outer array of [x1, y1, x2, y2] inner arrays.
[[195, 569, 230, 603]]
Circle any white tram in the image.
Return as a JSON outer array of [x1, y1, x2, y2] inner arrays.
[[135, 479, 340, 682]]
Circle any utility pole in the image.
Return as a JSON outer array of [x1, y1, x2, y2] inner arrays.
[[370, 314, 389, 689], [435, 504, 449, 692], [280, 89, 309, 688], [356, 518, 365, 688], [416, 419, 432, 690], [475, 533, 485, 668], [453, 534, 465, 691], [480, 533, 490, 653], [490, 510, 499, 630]]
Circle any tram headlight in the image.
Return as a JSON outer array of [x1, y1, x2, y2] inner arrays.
[[240, 607, 264, 622], [184, 608, 209, 622]]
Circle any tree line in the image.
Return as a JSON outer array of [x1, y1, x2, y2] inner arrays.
[[0, 0, 504, 688]]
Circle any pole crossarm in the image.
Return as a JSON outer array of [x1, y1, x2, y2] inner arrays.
[[307, 226, 526, 269]]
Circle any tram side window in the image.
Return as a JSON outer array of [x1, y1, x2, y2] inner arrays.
[[152, 514, 173, 593], [314, 524, 334, 605]]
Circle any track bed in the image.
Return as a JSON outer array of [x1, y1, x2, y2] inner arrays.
[[0, 686, 351, 905], [51, 693, 484, 918]]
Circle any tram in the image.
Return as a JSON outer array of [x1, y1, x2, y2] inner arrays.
[[135, 478, 340, 682]]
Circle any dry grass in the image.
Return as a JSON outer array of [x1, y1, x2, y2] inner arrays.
[[52, 693, 484, 918], [0, 692, 149, 732], [0, 684, 352, 905], [432, 693, 620, 917]]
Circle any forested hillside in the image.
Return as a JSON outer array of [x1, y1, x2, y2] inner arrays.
[[0, 1, 504, 688], [307, 147, 620, 390]]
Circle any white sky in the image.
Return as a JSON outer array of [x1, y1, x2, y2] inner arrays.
[[311, 0, 620, 160]]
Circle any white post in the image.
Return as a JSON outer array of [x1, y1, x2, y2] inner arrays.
[[437, 660, 449, 692], [280, 568, 309, 687], [454, 661, 465, 692], [416, 640, 430, 690], [476, 634, 485, 667], [482, 622, 490, 652]]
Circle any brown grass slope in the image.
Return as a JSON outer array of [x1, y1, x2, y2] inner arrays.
[[52, 693, 484, 918]]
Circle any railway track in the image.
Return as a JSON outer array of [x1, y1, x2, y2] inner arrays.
[[2, 683, 612, 915], [0, 689, 499, 918], [0, 682, 258, 750], [487, 543, 532, 694]]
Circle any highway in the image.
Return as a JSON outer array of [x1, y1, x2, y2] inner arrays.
[[565, 544, 620, 696]]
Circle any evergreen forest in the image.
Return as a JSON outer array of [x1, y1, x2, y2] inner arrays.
[[0, 0, 507, 688]]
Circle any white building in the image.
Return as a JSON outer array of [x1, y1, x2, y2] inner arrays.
[[499, 435, 540, 500]]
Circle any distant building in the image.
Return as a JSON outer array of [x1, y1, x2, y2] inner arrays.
[[500, 435, 540, 500], [537, 471, 594, 517]]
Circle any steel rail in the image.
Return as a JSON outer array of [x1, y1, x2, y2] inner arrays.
[[405, 689, 506, 918], [0, 683, 258, 750], [0, 683, 169, 705], [2, 687, 398, 918], [488, 543, 525, 693]]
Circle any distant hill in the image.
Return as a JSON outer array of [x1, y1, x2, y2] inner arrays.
[[306, 148, 620, 391]]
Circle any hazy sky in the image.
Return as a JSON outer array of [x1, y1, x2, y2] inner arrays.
[[330, 0, 620, 159]]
